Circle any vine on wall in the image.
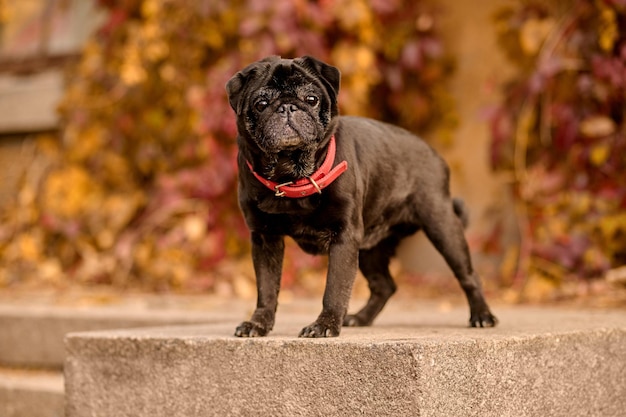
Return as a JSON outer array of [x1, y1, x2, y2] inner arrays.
[[0, 0, 455, 293], [488, 0, 626, 295]]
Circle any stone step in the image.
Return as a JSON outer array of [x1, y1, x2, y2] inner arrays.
[[65, 303, 626, 417], [0, 298, 245, 369], [0, 295, 253, 417], [0, 368, 64, 417]]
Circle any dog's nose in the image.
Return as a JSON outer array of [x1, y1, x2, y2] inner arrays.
[[277, 103, 298, 114]]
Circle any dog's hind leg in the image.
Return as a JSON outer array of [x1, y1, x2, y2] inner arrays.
[[421, 198, 497, 327], [343, 236, 400, 327]]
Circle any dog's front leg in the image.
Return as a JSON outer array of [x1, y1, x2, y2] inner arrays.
[[299, 239, 358, 338], [234, 232, 284, 337]]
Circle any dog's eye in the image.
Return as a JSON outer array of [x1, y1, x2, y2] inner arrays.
[[255, 100, 269, 112], [305, 96, 319, 106]]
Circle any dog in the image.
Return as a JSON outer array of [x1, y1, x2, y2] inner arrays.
[[226, 55, 497, 337]]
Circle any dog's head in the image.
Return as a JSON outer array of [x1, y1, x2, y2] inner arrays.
[[226, 56, 340, 155]]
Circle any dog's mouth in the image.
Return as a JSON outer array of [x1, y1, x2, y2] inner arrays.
[[278, 136, 304, 150]]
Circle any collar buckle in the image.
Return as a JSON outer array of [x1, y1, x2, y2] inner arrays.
[[274, 181, 294, 197]]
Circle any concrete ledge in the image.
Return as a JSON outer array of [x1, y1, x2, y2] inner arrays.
[[65, 305, 626, 417], [0, 304, 241, 369], [0, 368, 64, 417]]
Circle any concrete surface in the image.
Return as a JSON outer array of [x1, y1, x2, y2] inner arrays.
[[0, 303, 242, 369], [0, 368, 64, 417], [65, 303, 626, 417]]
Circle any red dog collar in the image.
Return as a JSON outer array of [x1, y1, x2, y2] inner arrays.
[[246, 135, 348, 198]]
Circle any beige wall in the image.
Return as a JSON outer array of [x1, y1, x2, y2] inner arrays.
[[398, 0, 516, 278]]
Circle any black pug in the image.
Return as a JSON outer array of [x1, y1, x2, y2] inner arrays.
[[226, 55, 497, 338]]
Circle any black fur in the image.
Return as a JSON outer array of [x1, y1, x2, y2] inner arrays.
[[226, 56, 497, 337]]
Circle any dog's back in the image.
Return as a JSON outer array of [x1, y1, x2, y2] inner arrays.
[[335, 115, 457, 249]]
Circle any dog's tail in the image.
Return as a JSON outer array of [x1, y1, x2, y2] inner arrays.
[[453, 198, 469, 229]]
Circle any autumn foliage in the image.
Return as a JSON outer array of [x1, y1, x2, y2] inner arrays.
[[488, 0, 626, 291], [0, 0, 454, 292]]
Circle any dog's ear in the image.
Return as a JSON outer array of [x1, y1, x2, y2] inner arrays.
[[294, 56, 341, 98], [225, 72, 246, 113], [226, 56, 281, 113]]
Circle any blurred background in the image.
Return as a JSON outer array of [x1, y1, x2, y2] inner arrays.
[[0, 0, 624, 306]]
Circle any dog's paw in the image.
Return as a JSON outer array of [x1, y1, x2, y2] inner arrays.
[[298, 321, 341, 338], [469, 311, 498, 328], [234, 321, 269, 337], [343, 314, 368, 327]]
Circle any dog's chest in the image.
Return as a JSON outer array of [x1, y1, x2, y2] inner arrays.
[[272, 211, 337, 255], [246, 196, 337, 255], [290, 224, 334, 255]]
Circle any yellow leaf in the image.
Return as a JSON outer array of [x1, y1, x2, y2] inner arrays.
[[570, 192, 592, 215], [599, 6, 618, 52], [145, 40, 169, 62], [519, 18, 554, 55], [599, 213, 626, 237], [334, 0, 373, 33], [17, 233, 40, 262], [96, 230, 115, 250], [204, 28, 225, 49], [101, 152, 131, 186], [141, 0, 160, 18], [590, 143, 610, 166], [67, 126, 105, 161], [42, 165, 101, 218], [120, 33, 147, 85]]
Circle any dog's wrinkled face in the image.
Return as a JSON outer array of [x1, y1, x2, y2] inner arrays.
[[226, 56, 340, 155]]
